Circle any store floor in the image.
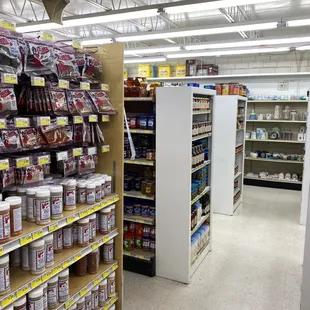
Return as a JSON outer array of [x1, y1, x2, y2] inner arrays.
[[124, 185, 305, 310]]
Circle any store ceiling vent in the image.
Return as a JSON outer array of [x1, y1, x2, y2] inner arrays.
[[42, 0, 70, 24]]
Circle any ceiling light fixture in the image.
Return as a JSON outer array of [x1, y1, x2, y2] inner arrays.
[[166, 47, 289, 59], [124, 57, 166, 64], [287, 19, 310, 27], [80, 38, 113, 46], [296, 45, 310, 51], [124, 46, 181, 55]]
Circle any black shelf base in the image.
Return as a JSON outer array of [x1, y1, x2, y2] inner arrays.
[[123, 255, 156, 277], [244, 179, 302, 191]]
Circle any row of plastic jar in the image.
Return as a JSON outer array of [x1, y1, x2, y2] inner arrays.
[[190, 224, 210, 262]]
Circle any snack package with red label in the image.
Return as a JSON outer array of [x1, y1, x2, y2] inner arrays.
[[87, 90, 116, 114], [83, 53, 102, 82], [93, 123, 105, 145], [54, 47, 80, 80], [18, 37, 28, 73], [40, 120, 73, 146], [78, 155, 95, 175], [75, 52, 85, 76], [0, 167, 15, 189], [57, 155, 76, 177], [67, 90, 94, 115], [0, 86, 17, 116], [16, 165, 44, 185], [0, 33, 22, 74], [25, 39, 56, 75], [1, 129, 21, 151], [49, 89, 69, 115], [19, 128, 39, 149]]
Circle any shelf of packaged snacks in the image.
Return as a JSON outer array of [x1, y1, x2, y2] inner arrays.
[[248, 100, 308, 103], [191, 238, 210, 269], [234, 171, 242, 179], [124, 190, 155, 200], [245, 156, 304, 164], [246, 138, 305, 144], [57, 262, 118, 310], [193, 110, 211, 115], [0, 194, 119, 257], [191, 160, 211, 174], [191, 187, 211, 206], [126, 129, 155, 134], [123, 248, 155, 261], [244, 176, 303, 185], [124, 97, 155, 102], [0, 228, 118, 308], [192, 133, 212, 142], [191, 211, 210, 236], [100, 296, 119, 310], [124, 214, 155, 225], [124, 158, 155, 166], [246, 119, 307, 123]]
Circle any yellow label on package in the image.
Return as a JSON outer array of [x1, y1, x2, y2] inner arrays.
[[1, 294, 15, 307], [15, 117, 29, 128], [80, 82, 90, 90], [65, 299, 75, 309], [39, 116, 51, 126], [80, 288, 88, 297], [0, 119, 5, 129], [32, 76, 45, 87], [1, 20, 15, 31], [49, 224, 59, 232], [17, 157, 31, 168], [101, 145, 110, 153], [16, 286, 29, 298], [73, 148, 83, 157], [101, 84, 109, 91], [31, 277, 42, 289], [0, 159, 9, 171], [41, 31, 54, 41], [38, 155, 50, 165], [2, 73, 17, 84], [102, 115, 109, 122], [57, 116, 68, 126], [58, 79, 69, 89], [89, 114, 98, 122], [74, 116, 83, 124], [32, 230, 43, 240]]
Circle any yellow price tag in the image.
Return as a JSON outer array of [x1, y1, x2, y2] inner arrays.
[[66, 216, 77, 224], [58, 79, 69, 89], [101, 145, 110, 153], [101, 84, 109, 91], [102, 115, 109, 122], [31, 277, 42, 289], [15, 117, 29, 128], [38, 155, 50, 165], [1, 20, 15, 31], [79, 210, 89, 218], [94, 204, 101, 211], [0, 119, 5, 129], [72, 40, 82, 49], [89, 114, 98, 122], [93, 278, 101, 286], [32, 230, 43, 240], [2, 73, 17, 84], [20, 233, 33, 246], [39, 117, 50, 126], [16, 157, 30, 168], [16, 286, 29, 298], [112, 264, 118, 271], [0, 247, 4, 256], [80, 82, 90, 90], [80, 288, 88, 297], [1, 294, 15, 307], [74, 116, 83, 124], [65, 299, 75, 309], [41, 31, 54, 41], [103, 271, 110, 278], [62, 260, 71, 269], [103, 236, 110, 243], [74, 254, 82, 262], [52, 266, 62, 276], [32, 76, 45, 87], [42, 271, 53, 282], [73, 148, 83, 157], [48, 224, 59, 232], [57, 116, 68, 126], [0, 159, 9, 171], [92, 243, 99, 250]]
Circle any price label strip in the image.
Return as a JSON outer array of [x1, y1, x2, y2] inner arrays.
[[38, 116, 51, 126], [101, 84, 109, 91], [101, 145, 110, 153], [102, 115, 110, 122], [65, 299, 75, 309], [73, 116, 83, 124], [89, 114, 98, 122], [38, 155, 50, 165], [2, 73, 17, 84], [73, 148, 83, 157], [0, 119, 6, 129], [32, 230, 44, 240], [41, 31, 54, 41], [80, 82, 90, 90], [15, 117, 30, 128], [58, 79, 69, 89], [16, 157, 31, 168], [32, 76, 45, 87], [57, 116, 68, 126], [31, 277, 42, 289], [48, 223, 59, 232], [80, 288, 88, 297], [16, 285, 29, 298], [56, 151, 68, 161], [41, 271, 53, 282], [1, 294, 15, 307], [0, 159, 9, 171], [1, 20, 16, 31]]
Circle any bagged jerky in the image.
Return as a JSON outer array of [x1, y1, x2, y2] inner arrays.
[[0, 86, 17, 116], [67, 89, 94, 115], [83, 53, 102, 82], [54, 47, 80, 79], [87, 90, 116, 114]]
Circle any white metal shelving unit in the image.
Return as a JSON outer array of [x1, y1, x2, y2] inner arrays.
[[156, 87, 214, 283], [212, 95, 247, 215]]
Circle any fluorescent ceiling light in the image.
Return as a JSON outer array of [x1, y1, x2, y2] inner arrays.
[[296, 45, 310, 51], [116, 22, 277, 42], [287, 19, 310, 27], [167, 47, 289, 58], [165, 0, 280, 14], [80, 38, 113, 46], [124, 57, 166, 64], [124, 46, 181, 55], [185, 36, 310, 50]]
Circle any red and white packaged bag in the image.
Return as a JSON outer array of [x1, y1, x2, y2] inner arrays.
[[0, 87, 17, 116], [54, 47, 80, 80]]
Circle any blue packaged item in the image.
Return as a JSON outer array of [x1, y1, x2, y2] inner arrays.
[[187, 83, 200, 88], [140, 115, 148, 129], [147, 115, 155, 130], [149, 203, 156, 217], [133, 203, 141, 216], [204, 85, 215, 90], [141, 205, 149, 217]]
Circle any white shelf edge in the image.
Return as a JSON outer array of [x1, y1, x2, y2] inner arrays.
[[192, 133, 212, 142], [234, 171, 242, 179], [123, 215, 155, 225], [191, 160, 211, 174], [244, 176, 302, 184], [246, 139, 305, 144], [244, 156, 304, 164], [191, 212, 210, 236], [246, 119, 307, 123], [248, 100, 308, 103]]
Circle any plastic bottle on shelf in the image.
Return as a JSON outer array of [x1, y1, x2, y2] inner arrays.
[[76, 297, 85, 310], [86, 183, 96, 205], [77, 218, 90, 247], [10, 248, 21, 267], [104, 176, 112, 195], [110, 204, 116, 229], [58, 269, 69, 303], [0, 201, 10, 244], [26, 187, 37, 223], [30, 239, 45, 275], [100, 207, 111, 234], [99, 279, 108, 307], [77, 181, 87, 204], [47, 276, 58, 309], [50, 185, 63, 220], [12, 295, 27, 309], [28, 286, 44, 309], [35, 189, 51, 225], [94, 180, 102, 202], [16, 188, 27, 220], [89, 214, 96, 242], [53, 229, 63, 253], [44, 234, 54, 267], [63, 224, 73, 249], [41, 282, 48, 310], [21, 244, 30, 271], [91, 286, 99, 310], [64, 180, 77, 210], [5, 197, 22, 236], [107, 272, 116, 297], [0, 254, 10, 295], [85, 291, 92, 310]]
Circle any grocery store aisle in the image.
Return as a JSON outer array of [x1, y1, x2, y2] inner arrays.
[[124, 185, 305, 310]]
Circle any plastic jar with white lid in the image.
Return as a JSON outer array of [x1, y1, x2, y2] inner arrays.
[[63, 224, 73, 249], [0, 254, 10, 295], [91, 286, 99, 310], [44, 234, 54, 267], [35, 189, 51, 225], [110, 204, 116, 229], [104, 176, 112, 196], [68, 305, 76, 310], [53, 229, 63, 253], [21, 245, 30, 271], [30, 239, 45, 275], [99, 279, 107, 307], [94, 181, 102, 202], [5, 196, 22, 236], [47, 276, 58, 309], [0, 201, 10, 243], [89, 214, 96, 242], [103, 239, 114, 264], [10, 248, 21, 267], [13, 295, 26, 309], [76, 297, 85, 310], [26, 187, 37, 223], [16, 187, 27, 220], [86, 183, 96, 205], [58, 269, 69, 303], [107, 272, 116, 298], [28, 286, 43, 309], [64, 180, 77, 210], [50, 186, 63, 220], [100, 179, 105, 199], [85, 291, 91, 310], [77, 218, 89, 247], [77, 181, 87, 204], [100, 207, 111, 235], [41, 282, 48, 310]]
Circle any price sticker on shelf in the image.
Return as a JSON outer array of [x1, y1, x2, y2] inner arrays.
[[57, 116, 68, 126], [62, 260, 71, 269], [103, 236, 110, 243], [80, 288, 88, 297], [73, 147, 83, 157], [102, 115, 110, 122], [38, 116, 51, 126], [101, 145, 110, 153], [87, 147, 97, 155], [92, 242, 99, 250], [52, 266, 62, 276], [48, 224, 59, 232], [94, 204, 101, 212], [103, 271, 110, 279], [20, 234, 33, 246], [73, 116, 83, 124], [38, 155, 50, 165], [56, 151, 68, 161], [72, 40, 82, 49], [1, 20, 15, 31], [136, 254, 145, 260], [80, 82, 90, 90], [93, 278, 101, 287], [65, 299, 75, 309], [41, 31, 54, 41], [15, 117, 30, 128], [66, 216, 77, 224], [79, 210, 89, 218], [0, 159, 9, 171], [88, 114, 98, 122], [16, 285, 29, 298], [2, 73, 17, 84], [58, 79, 69, 89], [32, 76, 45, 87], [74, 254, 82, 262], [32, 230, 43, 240], [41, 271, 53, 282], [31, 277, 43, 289], [16, 157, 31, 168], [0, 119, 6, 129], [1, 294, 15, 307], [101, 84, 109, 91], [112, 264, 118, 271], [0, 247, 4, 256]]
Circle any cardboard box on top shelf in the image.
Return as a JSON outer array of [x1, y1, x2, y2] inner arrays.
[[158, 64, 172, 78], [175, 64, 186, 77], [186, 59, 203, 76], [196, 64, 219, 76], [138, 64, 158, 78]]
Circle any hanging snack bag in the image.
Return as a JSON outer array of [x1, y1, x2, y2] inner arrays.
[[49, 89, 69, 115], [87, 90, 116, 114], [83, 54, 102, 82], [18, 37, 28, 73], [40, 121, 73, 146], [0, 87, 18, 116], [0, 33, 22, 74], [25, 39, 56, 75], [1, 129, 21, 150], [93, 124, 105, 145], [67, 90, 94, 115], [54, 48, 80, 80], [19, 128, 39, 149], [75, 52, 86, 76]]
